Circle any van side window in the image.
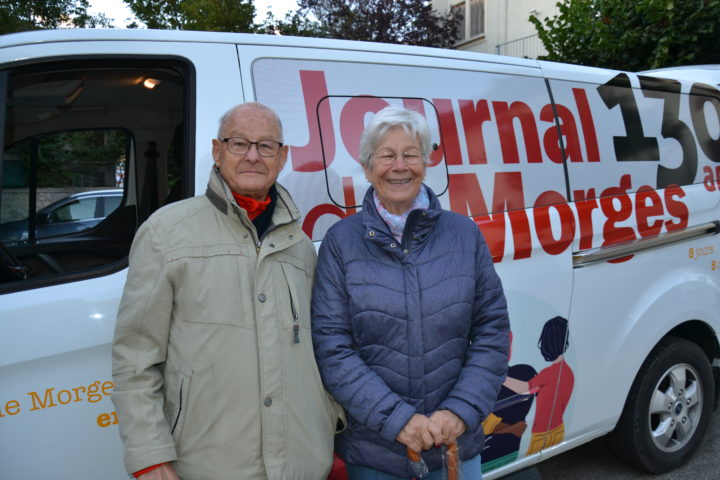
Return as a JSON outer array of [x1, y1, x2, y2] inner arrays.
[[0, 59, 192, 292], [2, 129, 129, 242]]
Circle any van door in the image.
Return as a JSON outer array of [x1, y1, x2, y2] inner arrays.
[[250, 53, 575, 473], [0, 46, 195, 479], [544, 64, 720, 466]]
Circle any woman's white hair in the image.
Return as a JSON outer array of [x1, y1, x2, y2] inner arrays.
[[358, 105, 432, 168]]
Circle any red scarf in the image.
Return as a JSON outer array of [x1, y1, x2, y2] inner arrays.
[[232, 192, 271, 220]]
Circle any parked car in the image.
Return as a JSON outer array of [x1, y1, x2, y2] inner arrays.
[[0, 189, 123, 243]]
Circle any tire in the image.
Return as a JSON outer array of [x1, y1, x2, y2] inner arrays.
[[607, 336, 714, 473]]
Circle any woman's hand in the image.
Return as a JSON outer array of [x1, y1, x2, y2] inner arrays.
[[429, 410, 466, 444], [396, 413, 444, 452], [136, 464, 179, 480]]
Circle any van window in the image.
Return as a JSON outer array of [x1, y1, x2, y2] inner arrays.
[[316, 95, 449, 210], [1, 128, 129, 244], [0, 59, 192, 292]]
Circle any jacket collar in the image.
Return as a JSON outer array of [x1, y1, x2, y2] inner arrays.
[[361, 184, 442, 245], [205, 166, 300, 227]]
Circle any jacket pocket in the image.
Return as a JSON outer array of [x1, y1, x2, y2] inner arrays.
[[280, 260, 312, 334], [165, 366, 192, 443], [168, 244, 253, 326]]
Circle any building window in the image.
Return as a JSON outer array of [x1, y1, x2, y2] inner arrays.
[[469, 0, 485, 37], [452, 0, 484, 43]]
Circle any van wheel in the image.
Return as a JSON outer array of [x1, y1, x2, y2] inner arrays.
[[608, 337, 714, 473]]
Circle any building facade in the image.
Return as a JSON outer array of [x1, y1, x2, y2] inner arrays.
[[432, 0, 559, 58]]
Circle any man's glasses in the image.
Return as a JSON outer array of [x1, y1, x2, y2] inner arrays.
[[373, 148, 425, 166], [220, 137, 283, 157]]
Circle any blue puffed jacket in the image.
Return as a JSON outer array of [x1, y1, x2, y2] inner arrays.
[[311, 185, 510, 477]]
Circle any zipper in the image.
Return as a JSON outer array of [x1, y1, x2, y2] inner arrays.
[[287, 283, 300, 344], [171, 381, 183, 434], [231, 204, 262, 255], [400, 209, 422, 251]]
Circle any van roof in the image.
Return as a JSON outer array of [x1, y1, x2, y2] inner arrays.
[[0, 28, 540, 69], [639, 65, 720, 87]]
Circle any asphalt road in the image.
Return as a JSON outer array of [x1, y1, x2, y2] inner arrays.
[[533, 406, 720, 479]]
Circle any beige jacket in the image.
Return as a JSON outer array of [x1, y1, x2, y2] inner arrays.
[[112, 167, 340, 479]]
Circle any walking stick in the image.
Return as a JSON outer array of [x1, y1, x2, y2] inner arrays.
[[407, 447, 429, 478], [406, 441, 458, 480], [446, 441, 458, 480]]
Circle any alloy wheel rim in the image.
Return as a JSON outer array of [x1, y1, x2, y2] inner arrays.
[[648, 363, 702, 453]]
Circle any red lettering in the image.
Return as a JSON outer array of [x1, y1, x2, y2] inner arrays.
[[459, 99, 491, 164], [600, 175, 636, 262], [449, 172, 531, 261], [300, 176, 360, 238], [402, 98, 426, 113], [448, 173, 504, 262], [572, 88, 601, 163], [573, 189, 599, 250], [448, 173, 489, 217], [493, 172, 532, 260], [290, 71, 335, 172], [342, 176, 358, 216], [340, 96, 389, 163], [302, 204, 349, 239], [404, 99, 442, 167], [541, 105, 562, 164], [664, 185, 689, 231], [534, 191, 575, 255], [703, 165, 716, 191], [541, 104, 584, 164], [635, 186, 664, 237], [432, 99, 463, 166], [493, 101, 542, 164]]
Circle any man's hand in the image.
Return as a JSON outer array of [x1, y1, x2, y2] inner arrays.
[[429, 410, 466, 444], [396, 413, 444, 452], [136, 463, 179, 480]]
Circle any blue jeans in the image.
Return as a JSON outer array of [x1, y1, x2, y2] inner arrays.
[[346, 454, 482, 480]]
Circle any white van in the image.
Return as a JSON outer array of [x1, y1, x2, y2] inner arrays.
[[1, 29, 719, 479]]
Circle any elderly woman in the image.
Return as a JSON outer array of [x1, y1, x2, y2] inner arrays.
[[311, 105, 510, 479]]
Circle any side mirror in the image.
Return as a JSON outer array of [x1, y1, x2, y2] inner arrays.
[[36, 212, 50, 225]]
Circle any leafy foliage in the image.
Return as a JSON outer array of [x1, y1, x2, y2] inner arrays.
[[531, 0, 720, 71], [0, 0, 112, 34], [256, 9, 327, 38], [262, 0, 461, 47], [123, 0, 255, 32], [1, 0, 458, 46], [5, 129, 128, 189]]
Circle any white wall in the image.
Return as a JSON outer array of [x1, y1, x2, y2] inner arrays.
[[432, 0, 560, 57]]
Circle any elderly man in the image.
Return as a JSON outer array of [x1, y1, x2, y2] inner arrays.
[[111, 103, 340, 480]]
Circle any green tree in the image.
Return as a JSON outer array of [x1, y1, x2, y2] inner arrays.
[[257, 9, 326, 38], [123, 0, 255, 32], [531, 0, 720, 71], [262, 0, 461, 47], [0, 0, 112, 34], [7, 129, 128, 188]]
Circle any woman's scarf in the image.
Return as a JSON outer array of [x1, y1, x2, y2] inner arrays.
[[373, 185, 429, 243]]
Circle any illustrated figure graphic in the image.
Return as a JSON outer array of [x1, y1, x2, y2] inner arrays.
[[503, 316, 574, 455], [481, 330, 536, 471]]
